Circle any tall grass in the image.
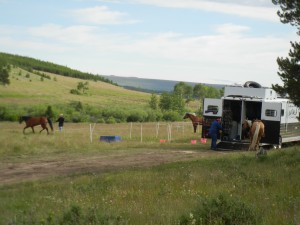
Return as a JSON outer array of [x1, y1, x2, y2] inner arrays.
[[0, 121, 204, 159], [0, 122, 299, 224]]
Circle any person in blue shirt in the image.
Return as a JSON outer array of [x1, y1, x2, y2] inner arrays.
[[209, 118, 222, 150]]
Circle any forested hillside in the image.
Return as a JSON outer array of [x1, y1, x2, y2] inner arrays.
[[0, 52, 115, 85]]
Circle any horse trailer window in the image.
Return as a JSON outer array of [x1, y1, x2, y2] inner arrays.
[[265, 109, 277, 117], [281, 109, 284, 116], [206, 105, 219, 114]]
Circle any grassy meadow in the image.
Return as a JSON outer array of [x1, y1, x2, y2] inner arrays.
[[0, 67, 150, 109], [0, 122, 299, 225]]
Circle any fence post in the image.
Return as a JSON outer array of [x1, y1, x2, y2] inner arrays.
[[167, 123, 172, 142], [156, 122, 160, 138], [141, 123, 143, 143], [90, 123, 96, 143], [130, 122, 132, 139]]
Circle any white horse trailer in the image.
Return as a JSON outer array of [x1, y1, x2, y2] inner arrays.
[[202, 82, 300, 150]]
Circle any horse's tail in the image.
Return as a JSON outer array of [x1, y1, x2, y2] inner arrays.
[[47, 117, 53, 131], [249, 124, 260, 150]]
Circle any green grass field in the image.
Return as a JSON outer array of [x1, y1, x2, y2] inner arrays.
[[0, 122, 299, 225], [0, 68, 151, 108]]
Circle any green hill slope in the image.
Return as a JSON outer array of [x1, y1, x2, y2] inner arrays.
[[1, 67, 150, 108], [0, 67, 152, 122]]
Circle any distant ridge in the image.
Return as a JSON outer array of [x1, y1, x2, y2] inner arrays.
[[102, 75, 225, 93]]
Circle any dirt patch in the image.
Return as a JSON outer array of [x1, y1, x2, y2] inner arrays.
[[0, 149, 228, 185]]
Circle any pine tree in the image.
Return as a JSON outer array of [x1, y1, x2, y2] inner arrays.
[[272, 0, 300, 106], [0, 60, 10, 86]]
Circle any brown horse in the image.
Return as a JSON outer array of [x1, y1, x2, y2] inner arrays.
[[248, 120, 265, 151], [183, 112, 203, 133], [19, 116, 53, 134]]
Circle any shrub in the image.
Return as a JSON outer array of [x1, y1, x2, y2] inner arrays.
[[106, 116, 116, 124], [162, 111, 181, 121], [71, 111, 82, 123], [70, 101, 83, 112], [179, 193, 260, 225], [0, 105, 27, 121], [0, 106, 7, 121], [97, 118, 105, 123], [127, 109, 147, 122], [145, 109, 163, 122], [70, 89, 81, 95], [60, 205, 83, 225]]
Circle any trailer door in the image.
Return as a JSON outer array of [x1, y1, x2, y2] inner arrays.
[[261, 102, 281, 144], [202, 98, 223, 138]]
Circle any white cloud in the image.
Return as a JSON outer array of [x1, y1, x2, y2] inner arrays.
[[69, 6, 139, 25], [214, 23, 250, 35], [0, 37, 68, 54], [28, 24, 99, 44], [130, 0, 279, 22]]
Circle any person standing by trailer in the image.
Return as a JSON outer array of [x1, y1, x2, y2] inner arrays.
[[56, 114, 65, 132], [209, 118, 222, 150]]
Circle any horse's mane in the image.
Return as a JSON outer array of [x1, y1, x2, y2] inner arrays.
[[243, 120, 252, 129], [21, 116, 32, 121], [186, 112, 197, 116]]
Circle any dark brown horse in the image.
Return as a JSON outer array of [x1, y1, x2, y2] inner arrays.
[[183, 112, 203, 133], [19, 116, 53, 134], [248, 120, 265, 152]]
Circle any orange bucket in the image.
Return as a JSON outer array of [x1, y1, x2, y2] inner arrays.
[[200, 138, 207, 144], [191, 140, 197, 144]]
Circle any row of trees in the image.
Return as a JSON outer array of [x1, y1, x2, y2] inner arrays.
[[0, 102, 185, 123], [149, 82, 223, 115]]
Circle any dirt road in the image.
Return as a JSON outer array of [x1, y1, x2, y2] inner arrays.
[[0, 149, 229, 185]]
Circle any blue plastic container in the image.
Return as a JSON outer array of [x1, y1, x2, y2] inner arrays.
[[100, 136, 121, 142]]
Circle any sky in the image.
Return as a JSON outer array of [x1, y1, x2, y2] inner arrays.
[[0, 0, 298, 87]]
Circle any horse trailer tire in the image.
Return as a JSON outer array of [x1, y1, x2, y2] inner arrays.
[[278, 136, 282, 149], [273, 136, 282, 149], [243, 81, 262, 88]]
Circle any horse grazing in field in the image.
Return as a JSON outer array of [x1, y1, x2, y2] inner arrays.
[[19, 116, 53, 134], [242, 119, 252, 139], [248, 120, 265, 152], [183, 112, 203, 133]]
